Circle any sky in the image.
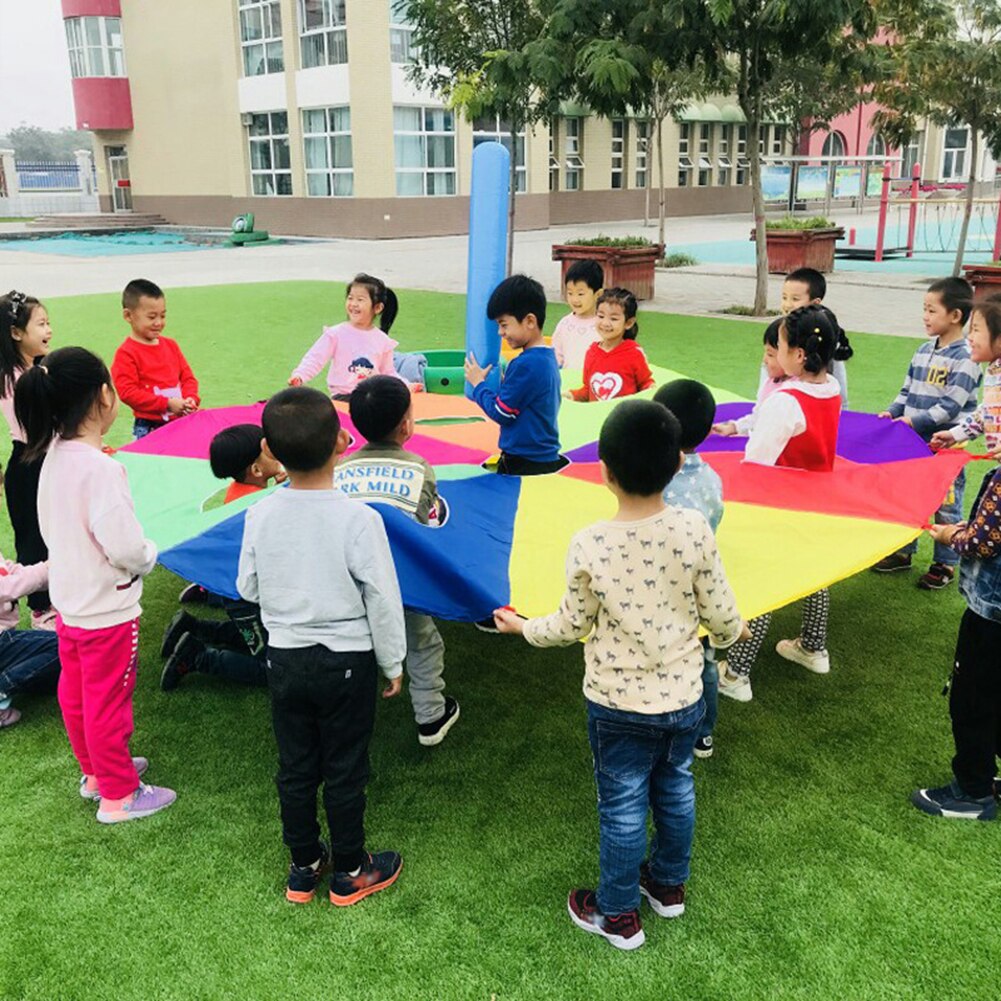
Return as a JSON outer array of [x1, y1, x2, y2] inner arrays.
[[0, 0, 75, 135]]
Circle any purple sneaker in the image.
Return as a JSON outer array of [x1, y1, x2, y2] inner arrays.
[[97, 783, 176, 824], [79, 756, 149, 800]]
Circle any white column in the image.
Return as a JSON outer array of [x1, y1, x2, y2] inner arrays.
[[74, 148, 95, 194], [0, 148, 17, 197]]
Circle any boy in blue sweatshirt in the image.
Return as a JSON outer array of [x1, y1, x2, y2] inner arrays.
[[465, 274, 565, 475]]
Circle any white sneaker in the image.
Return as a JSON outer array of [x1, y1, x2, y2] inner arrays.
[[776, 637, 830, 675], [717, 667, 752, 702]]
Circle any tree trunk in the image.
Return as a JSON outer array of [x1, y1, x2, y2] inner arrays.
[[506, 138, 517, 275], [656, 115, 666, 248], [749, 112, 770, 315], [952, 129, 979, 278]]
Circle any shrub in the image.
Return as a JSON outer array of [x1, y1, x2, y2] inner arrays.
[[563, 235, 653, 248], [764, 215, 837, 231], [659, 252, 699, 268]]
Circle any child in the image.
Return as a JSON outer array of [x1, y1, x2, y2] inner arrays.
[[465, 275, 565, 476], [931, 296, 1001, 458], [0, 290, 56, 628], [15, 347, 173, 822], [0, 471, 61, 728], [912, 297, 1001, 821], [718, 305, 843, 703], [111, 279, 200, 439], [338, 375, 459, 745], [779, 267, 853, 405], [566, 287, 654, 402], [494, 399, 746, 951], [289, 273, 409, 401], [552, 259, 603, 369], [712, 319, 787, 437], [159, 423, 284, 692], [655, 379, 724, 759], [873, 277, 981, 589], [237, 387, 405, 905]]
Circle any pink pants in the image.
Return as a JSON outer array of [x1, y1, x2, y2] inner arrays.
[[56, 616, 140, 801]]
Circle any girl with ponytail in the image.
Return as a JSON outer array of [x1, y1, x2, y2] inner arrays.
[[287, 273, 414, 401], [15, 347, 175, 823], [0, 291, 55, 626]]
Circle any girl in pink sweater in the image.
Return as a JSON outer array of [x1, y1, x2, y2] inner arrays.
[[15, 347, 174, 823], [288, 273, 411, 400]]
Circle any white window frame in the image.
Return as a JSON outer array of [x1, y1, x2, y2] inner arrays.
[[759, 124, 769, 156], [635, 120, 649, 189], [302, 106, 353, 197], [299, 0, 347, 69], [902, 132, 923, 179], [65, 16, 126, 78], [564, 118, 583, 191], [697, 123, 712, 186], [239, 0, 284, 77], [736, 125, 748, 185], [611, 118, 626, 189], [394, 106, 457, 196], [549, 122, 560, 191], [942, 127, 970, 181], [472, 115, 527, 193], [717, 125, 731, 186], [248, 111, 292, 197], [389, 1, 416, 64], [678, 123, 692, 187], [771, 124, 787, 156]]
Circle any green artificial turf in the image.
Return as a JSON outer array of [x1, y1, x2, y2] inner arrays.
[[1, 282, 997, 1001]]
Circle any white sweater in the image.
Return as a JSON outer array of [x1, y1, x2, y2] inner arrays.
[[38, 438, 157, 629]]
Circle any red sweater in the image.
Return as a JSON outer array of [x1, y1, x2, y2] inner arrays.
[[571, 339, 654, 402], [776, 390, 840, 472], [111, 336, 200, 422]]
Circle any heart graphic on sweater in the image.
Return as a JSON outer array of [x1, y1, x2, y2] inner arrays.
[[590, 372, 623, 400]]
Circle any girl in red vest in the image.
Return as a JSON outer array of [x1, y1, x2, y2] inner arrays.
[[719, 305, 843, 703]]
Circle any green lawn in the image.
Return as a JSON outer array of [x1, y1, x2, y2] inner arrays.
[[2, 282, 996, 1001]]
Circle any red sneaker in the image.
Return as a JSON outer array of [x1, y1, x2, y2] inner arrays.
[[639, 864, 686, 918], [567, 889, 645, 950]]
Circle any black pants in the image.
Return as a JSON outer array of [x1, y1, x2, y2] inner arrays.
[[496, 452, 569, 476], [5, 442, 49, 613], [190, 599, 268, 686], [266, 645, 377, 871], [950, 608, 1001, 799]]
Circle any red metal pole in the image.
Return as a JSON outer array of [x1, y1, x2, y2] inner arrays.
[[993, 183, 1001, 263], [875, 161, 891, 263], [906, 162, 921, 258]]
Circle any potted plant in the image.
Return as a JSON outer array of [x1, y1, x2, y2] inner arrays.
[[551, 235, 665, 300], [962, 262, 1001, 301], [750, 216, 846, 274]]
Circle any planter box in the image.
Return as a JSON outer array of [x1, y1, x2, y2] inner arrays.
[[750, 227, 845, 274], [962, 265, 1001, 302], [552, 243, 665, 300]]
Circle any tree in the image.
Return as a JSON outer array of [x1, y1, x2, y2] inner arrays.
[[400, 0, 553, 273], [0, 125, 92, 161], [874, 0, 1001, 277]]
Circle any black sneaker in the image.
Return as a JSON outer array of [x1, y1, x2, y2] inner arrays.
[[160, 610, 198, 659], [872, 553, 912, 573], [473, 616, 499, 634], [329, 851, 402, 906], [178, 583, 209, 604], [417, 696, 460, 747], [639, 864, 686, 918], [286, 842, 330, 904], [160, 633, 204, 692], [567, 889, 645, 951], [911, 781, 997, 820], [917, 563, 955, 590], [693, 735, 714, 759]]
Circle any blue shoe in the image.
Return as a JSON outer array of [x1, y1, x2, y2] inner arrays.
[[286, 842, 330, 903], [329, 851, 402, 906], [911, 781, 997, 821]]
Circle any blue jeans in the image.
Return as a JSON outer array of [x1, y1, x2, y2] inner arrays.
[[0, 629, 60, 699], [700, 648, 718, 740], [587, 698, 704, 916], [902, 467, 965, 566], [132, 418, 163, 440]]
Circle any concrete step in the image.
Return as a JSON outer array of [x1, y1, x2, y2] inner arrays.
[[26, 213, 168, 230]]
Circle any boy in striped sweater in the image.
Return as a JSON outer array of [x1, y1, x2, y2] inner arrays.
[[873, 277, 982, 589]]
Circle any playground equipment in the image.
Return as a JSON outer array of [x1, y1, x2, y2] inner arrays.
[[225, 213, 270, 247], [423, 350, 466, 395]]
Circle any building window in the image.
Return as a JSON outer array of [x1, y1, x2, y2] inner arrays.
[[736, 125, 748, 185], [389, 0, 415, 64], [564, 118, 583, 191], [64, 16, 126, 78], [303, 107, 353, 196], [549, 122, 559, 192], [394, 106, 456, 196], [248, 112, 292, 196], [239, 0, 283, 77], [866, 133, 886, 159], [717, 124, 731, 186], [678, 123, 693, 187], [771, 125, 786, 156], [822, 131, 846, 158], [299, 0, 347, 68], [697, 123, 712, 186], [635, 120, 649, 189], [611, 119, 625, 189], [942, 127, 969, 180], [902, 132, 923, 179], [473, 115, 526, 192]]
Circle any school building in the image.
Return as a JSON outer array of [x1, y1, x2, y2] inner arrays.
[[59, 0, 793, 238]]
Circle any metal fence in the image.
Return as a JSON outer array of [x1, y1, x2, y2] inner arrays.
[[15, 161, 96, 191]]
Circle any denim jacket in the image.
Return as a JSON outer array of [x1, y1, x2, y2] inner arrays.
[[956, 469, 1001, 623]]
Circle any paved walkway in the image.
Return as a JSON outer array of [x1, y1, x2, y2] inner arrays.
[[0, 210, 949, 338]]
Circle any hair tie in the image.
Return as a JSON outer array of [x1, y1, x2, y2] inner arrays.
[[6, 290, 25, 322], [813, 327, 820, 334]]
